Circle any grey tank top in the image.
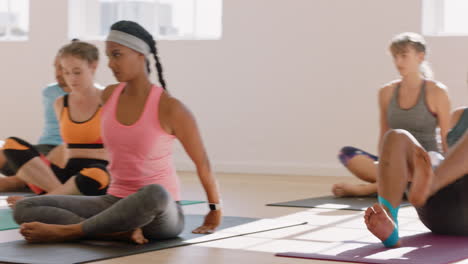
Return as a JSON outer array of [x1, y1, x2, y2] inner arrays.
[[447, 108, 468, 148], [387, 81, 439, 152]]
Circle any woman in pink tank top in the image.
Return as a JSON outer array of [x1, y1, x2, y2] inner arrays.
[[12, 21, 222, 244]]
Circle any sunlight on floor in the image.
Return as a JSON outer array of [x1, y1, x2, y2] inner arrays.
[[193, 206, 441, 262]]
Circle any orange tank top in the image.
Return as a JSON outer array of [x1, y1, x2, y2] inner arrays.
[[60, 94, 104, 148]]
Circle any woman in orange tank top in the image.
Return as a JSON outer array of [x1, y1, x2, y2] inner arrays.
[[4, 40, 110, 204]]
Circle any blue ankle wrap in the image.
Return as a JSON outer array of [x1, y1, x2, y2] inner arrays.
[[378, 196, 400, 247]]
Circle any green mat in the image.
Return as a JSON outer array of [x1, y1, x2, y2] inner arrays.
[[0, 208, 18, 231], [180, 200, 205, 206], [0, 200, 205, 231]]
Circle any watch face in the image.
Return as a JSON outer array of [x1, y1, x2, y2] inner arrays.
[[209, 203, 220, 210]]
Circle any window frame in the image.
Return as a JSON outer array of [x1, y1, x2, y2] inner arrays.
[[68, 0, 223, 41], [0, 0, 29, 42]]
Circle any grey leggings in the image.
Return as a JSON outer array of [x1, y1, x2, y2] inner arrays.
[[14, 184, 185, 240]]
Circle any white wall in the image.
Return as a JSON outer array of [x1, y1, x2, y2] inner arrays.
[[1, 0, 467, 176]]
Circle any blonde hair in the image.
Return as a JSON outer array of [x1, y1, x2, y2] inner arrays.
[[58, 40, 99, 64], [389, 32, 433, 79]]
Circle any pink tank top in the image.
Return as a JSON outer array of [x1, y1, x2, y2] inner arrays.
[[101, 83, 180, 200]]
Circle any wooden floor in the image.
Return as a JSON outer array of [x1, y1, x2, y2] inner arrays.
[[92, 172, 421, 264], [2, 172, 464, 264], [95, 172, 356, 264]]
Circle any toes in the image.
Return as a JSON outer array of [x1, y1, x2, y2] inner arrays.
[[20, 223, 32, 231], [332, 183, 343, 190], [364, 206, 379, 228], [20, 229, 29, 237], [140, 237, 149, 244], [332, 183, 345, 196], [21, 222, 37, 230], [364, 206, 374, 216], [372, 203, 385, 214], [134, 236, 148, 245]]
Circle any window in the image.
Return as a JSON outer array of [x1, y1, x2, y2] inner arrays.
[[422, 0, 468, 36], [69, 0, 223, 40], [0, 0, 29, 41]]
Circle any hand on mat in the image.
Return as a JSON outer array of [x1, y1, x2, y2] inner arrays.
[[192, 210, 222, 234], [6, 196, 24, 208]]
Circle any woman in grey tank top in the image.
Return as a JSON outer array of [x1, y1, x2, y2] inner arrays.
[[333, 32, 451, 197]]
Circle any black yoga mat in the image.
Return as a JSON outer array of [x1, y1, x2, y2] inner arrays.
[[267, 195, 411, 211], [0, 215, 307, 264]]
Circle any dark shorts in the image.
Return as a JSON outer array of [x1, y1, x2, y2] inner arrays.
[[51, 158, 109, 184], [1, 144, 58, 176], [416, 174, 468, 235]]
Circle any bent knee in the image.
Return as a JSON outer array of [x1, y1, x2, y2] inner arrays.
[[382, 129, 413, 146], [2, 137, 40, 173], [13, 199, 35, 224], [338, 146, 359, 165], [139, 184, 170, 207], [75, 165, 110, 196]]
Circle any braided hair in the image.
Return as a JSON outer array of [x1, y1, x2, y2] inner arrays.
[[110, 21, 167, 90]]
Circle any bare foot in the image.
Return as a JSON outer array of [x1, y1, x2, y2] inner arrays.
[[94, 228, 149, 245], [20, 222, 82, 243], [408, 148, 434, 207], [130, 228, 148, 245], [7, 196, 24, 208], [364, 203, 400, 247], [332, 183, 377, 197]]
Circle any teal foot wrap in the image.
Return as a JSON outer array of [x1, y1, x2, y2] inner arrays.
[[378, 196, 400, 247]]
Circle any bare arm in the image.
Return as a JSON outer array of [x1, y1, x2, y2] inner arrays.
[[378, 86, 391, 154], [168, 97, 222, 233], [433, 85, 451, 153], [53, 96, 64, 121]]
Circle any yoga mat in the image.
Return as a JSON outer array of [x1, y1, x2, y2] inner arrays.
[[276, 232, 468, 264], [0, 200, 206, 231], [267, 195, 411, 211], [0, 191, 35, 197], [0, 208, 18, 230], [0, 215, 307, 264], [179, 200, 205, 206]]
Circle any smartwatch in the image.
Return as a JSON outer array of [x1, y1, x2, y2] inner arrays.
[[209, 203, 221, 211]]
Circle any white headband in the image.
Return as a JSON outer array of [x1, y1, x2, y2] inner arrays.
[[106, 30, 151, 55]]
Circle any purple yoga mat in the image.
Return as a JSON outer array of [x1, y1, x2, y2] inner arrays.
[[276, 232, 468, 264]]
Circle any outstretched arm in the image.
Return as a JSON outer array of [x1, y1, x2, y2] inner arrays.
[[168, 98, 222, 234]]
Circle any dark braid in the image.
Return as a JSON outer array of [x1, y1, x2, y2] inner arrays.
[[110, 20, 167, 90], [148, 37, 166, 90]]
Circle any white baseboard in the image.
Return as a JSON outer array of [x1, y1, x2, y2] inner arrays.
[[175, 160, 351, 177]]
